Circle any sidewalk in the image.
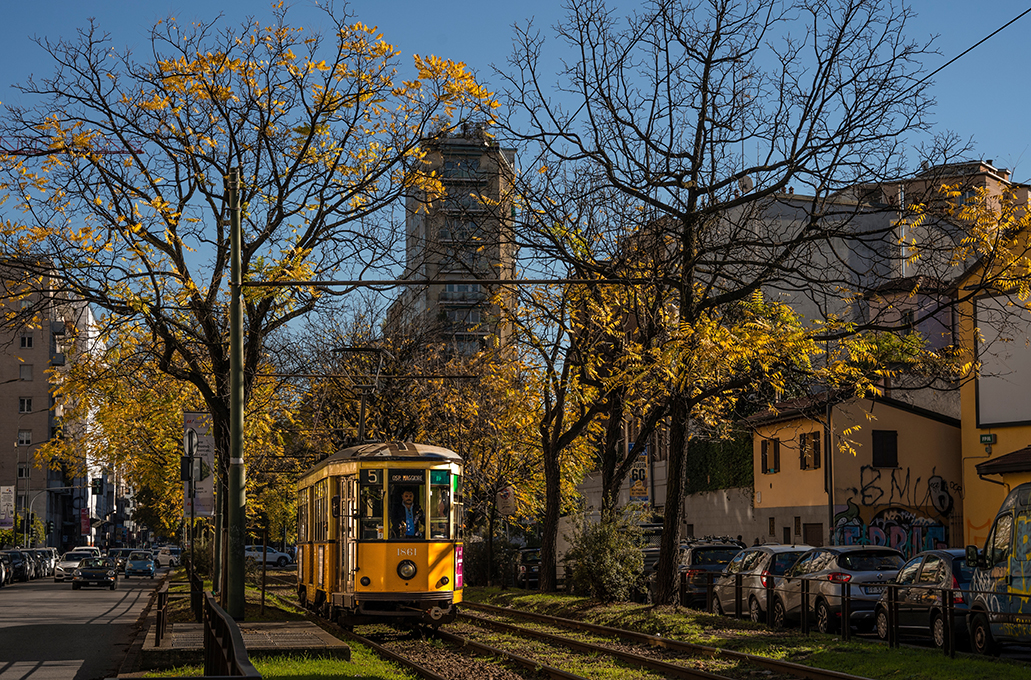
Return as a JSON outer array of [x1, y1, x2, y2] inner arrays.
[[117, 575, 350, 675]]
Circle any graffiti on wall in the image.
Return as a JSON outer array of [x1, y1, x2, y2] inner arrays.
[[834, 467, 958, 558]]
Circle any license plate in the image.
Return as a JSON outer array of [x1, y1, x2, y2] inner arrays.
[[864, 585, 885, 595]]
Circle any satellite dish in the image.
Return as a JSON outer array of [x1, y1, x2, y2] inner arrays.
[[738, 176, 754, 193]]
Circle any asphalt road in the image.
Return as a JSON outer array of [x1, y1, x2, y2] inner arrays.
[[0, 569, 160, 680]]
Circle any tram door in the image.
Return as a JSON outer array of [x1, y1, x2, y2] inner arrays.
[[341, 475, 358, 593]]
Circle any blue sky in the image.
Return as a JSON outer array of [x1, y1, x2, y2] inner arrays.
[[0, 1, 1027, 180]]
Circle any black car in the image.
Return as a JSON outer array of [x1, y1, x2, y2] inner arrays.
[[0, 550, 30, 582], [874, 548, 973, 649], [515, 548, 541, 588], [677, 542, 743, 608], [71, 557, 118, 590]]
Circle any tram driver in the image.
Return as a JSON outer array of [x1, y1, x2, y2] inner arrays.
[[392, 487, 425, 539]]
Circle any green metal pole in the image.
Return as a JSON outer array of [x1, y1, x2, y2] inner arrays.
[[227, 166, 246, 619]]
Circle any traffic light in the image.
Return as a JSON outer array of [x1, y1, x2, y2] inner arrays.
[[46, 520, 53, 534], [91, 478, 103, 495]]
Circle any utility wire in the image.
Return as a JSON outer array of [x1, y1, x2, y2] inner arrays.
[[919, 7, 1031, 86]]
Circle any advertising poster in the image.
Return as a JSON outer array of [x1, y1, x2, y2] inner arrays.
[[183, 412, 216, 517], [629, 448, 649, 503], [0, 486, 13, 530], [80, 507, 90, 536]]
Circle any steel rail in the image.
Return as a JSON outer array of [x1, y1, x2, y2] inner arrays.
[[333, 627, 450, 680], [431, 627, 592, 680], [463, 602, 876, 680], [456, 611, 732, 680]]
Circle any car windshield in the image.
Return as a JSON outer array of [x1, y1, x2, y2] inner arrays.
[[64, 552, 92, 561], [82, 558, 108, 569], [520, 550, 540, 563], [693, 548, 740, 565], [770, 551, 807, 575], [129, 552, 151, 560], [838, 551, 903, 571]]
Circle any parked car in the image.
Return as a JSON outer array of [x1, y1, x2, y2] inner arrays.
[[873, 548, 972, 648], [0, 550, 31, 582], [772, 545, 904, 633], [28, 548, 55, 577], [124, 551, 157, 579], [71, 556, 118, 590], [514, 548, 541, 589], [0, 552, 9, 586], [677, 541, 743, 608], [157, 546, 182, 567], [711, 544, 810, 622], [243, 545, 293, 568], [55, 550, 96, 582], [965, 481, 1031, 655], [72, 546, 102, 557]]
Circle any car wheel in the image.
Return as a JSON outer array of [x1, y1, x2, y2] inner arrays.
[[711, 597, 724, 616], [816, 599, 836, 634], [277, 556, 288, 568], [931, 611, 946, 649], [749, 597, 764, 623], [875, 606, 889, 641], [971, 613, 997, 656], [110, 582, 117, 591], [150, 573, 154, 579]]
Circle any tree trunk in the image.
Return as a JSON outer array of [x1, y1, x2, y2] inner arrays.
[[655, 397, 688, 605], [539, 441, 562, 591]]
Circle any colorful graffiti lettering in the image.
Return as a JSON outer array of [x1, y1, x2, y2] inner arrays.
[[834, 506, 948, 558]]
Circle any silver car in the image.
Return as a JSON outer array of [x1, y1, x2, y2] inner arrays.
[[772, 545, 904, 633], [55, 550, 95, 582], [711, 544, 810, 622]]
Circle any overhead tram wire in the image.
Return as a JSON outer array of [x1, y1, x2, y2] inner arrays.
[[916, 6, 1031, 87], [241, 277, 661, 288]]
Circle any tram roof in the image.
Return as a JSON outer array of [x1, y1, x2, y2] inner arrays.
[[303, 441, 461, 476]]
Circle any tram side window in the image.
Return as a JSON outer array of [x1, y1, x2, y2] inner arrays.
[[297, 489, 309, 543], [313, 479, 329, 542], [359, 469, 385, 539], [454, 474, 464, 541], [389, 470, 426, 539], [429, 470, 450, 539]]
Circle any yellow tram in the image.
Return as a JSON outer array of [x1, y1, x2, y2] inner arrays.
[[296, 441, 463, 625]]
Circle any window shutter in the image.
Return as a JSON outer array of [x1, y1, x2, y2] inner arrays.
[[761, 440, 769, 473], [773, 439, 781, 472], [812, 431, 821, 469]]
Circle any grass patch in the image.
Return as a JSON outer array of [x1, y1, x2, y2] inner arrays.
[[144, 649, 417, 679], [466, 587, 1031, 680]]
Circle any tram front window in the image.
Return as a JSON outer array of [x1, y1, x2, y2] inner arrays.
[[390, 470, 427, 539], [359, 469, 385, 539]]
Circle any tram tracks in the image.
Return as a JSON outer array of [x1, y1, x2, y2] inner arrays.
[[332, 602, 880, 680]]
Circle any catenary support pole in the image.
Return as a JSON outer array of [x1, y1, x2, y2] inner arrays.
[[227, 166, 246, 619]]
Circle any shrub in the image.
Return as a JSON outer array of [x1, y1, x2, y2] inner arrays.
[[464, 536, 521, 587], [564, 511, 645, 602]]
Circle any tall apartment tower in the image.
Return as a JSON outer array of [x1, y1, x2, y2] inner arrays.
[[0, 266, 99, 550], [386, 126, 517, 353]]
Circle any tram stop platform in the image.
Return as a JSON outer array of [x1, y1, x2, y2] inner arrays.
[[135, 620, 351, 671]]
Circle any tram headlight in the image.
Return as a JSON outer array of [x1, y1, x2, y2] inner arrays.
[[397, 560, 417, 580]]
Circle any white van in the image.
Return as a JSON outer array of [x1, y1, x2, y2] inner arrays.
[[965, 482, 1031, 655]]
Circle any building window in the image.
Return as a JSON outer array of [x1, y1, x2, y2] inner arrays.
[[20, 333, 33, 349], [17, 462, 30, 479], [19, 365, 33, 381], [799, 431, 821, 470], [768, 517, 776, 536], [761, 438, 780, 474], [18, 430, 32, 446], [872, 430, 898, 468], [19, 398, 31, 414]]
